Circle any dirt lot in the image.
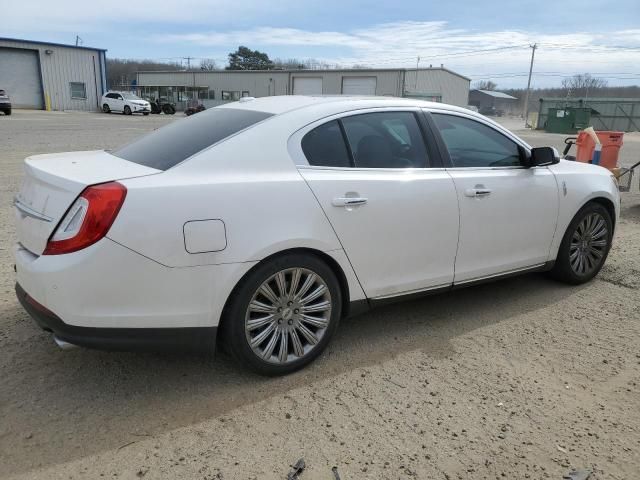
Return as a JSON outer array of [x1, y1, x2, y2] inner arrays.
[[1, 110, 639, 480]]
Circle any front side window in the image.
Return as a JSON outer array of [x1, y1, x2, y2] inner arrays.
[[112, 108, 273, 170], [301, 120, 351, 168], [70, 82, 86, 99], [341, 112, 429, 168], [432, 114, 522, 168]]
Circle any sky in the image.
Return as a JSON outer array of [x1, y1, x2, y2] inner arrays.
[[3, 0, 640, 88]]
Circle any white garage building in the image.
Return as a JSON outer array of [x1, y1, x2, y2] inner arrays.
[[0, 37, 107, 111], [135, 67, 470, 110]]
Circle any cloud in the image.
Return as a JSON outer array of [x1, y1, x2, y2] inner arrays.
[[3, 1, 639, 88], [156, 21, 640, 86]]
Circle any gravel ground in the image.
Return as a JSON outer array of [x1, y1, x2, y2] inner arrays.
[[1, 110, 639, 480]]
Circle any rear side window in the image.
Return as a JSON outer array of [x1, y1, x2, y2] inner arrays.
[[301, 120, 351, 168], [112, 108, 273, 170], [341, 112, 429, 168]]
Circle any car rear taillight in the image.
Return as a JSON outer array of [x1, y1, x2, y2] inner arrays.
[[43, 182, 127, 255]]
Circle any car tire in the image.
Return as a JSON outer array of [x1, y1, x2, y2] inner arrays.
[[102, 104, 110, 113], [222, 253, 342, 376], [123, 105, 132, 115], [550, 202, 613, 285], [4, 109, 11, 116], [143, 112, 149, 116]]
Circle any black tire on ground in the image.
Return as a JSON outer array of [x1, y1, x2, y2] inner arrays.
[[123, 105, 132, 115], [4, 109, 11, 116], [221, 253, 342, 376], [102, 104, 110, 113], [143, 112, 149, 116], [550, 201, 613, 285]]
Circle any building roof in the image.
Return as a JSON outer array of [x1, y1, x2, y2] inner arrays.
[[472, 89, 517, 99], [137, 67, 471, 81], [0, 37, 107, 52]]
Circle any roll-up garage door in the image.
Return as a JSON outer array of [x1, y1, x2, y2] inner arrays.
[[342, 76, 377, 95], [0, 48, 44, 109], [293, 77, 323, 95]]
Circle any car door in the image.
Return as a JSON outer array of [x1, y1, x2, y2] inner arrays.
[[108, 93, 123, 111], [292, 109, 460, 299], [104, 93, 115, 110], [429, 111, 559, 283]]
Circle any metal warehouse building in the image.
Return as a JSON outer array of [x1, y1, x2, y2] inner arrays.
[[135, 67, 470, 110], [0, 37, 107, 111]]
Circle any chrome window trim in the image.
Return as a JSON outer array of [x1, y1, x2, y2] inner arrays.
[[288, 106, 433, 170], [297, 165, 448, 173]]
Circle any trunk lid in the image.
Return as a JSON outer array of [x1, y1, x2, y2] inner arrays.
[[15, 150, 160, 255]]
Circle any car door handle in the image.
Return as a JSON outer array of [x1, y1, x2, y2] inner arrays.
[[332, 197, 368, 207], [464, 188, 492, 197]]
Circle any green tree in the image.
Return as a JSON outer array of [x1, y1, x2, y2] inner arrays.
[[226, 46, 274, 70]]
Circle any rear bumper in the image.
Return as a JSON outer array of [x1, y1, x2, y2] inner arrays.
[[16, 282, 217, 352], [0, 102, 10, 110]]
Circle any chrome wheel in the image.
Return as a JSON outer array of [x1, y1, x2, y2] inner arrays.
[[569, 212, 608, 276], [244, 268, 332, 365]]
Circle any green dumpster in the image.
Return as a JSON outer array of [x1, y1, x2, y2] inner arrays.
[[545, 107, 593, 134]]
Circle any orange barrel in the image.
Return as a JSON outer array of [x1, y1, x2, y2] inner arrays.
[[575, 131, 624, 169]]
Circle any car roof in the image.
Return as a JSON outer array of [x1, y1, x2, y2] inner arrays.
[[218, 95, 474, 117]]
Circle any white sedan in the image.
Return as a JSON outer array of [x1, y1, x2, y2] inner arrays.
[[14, 96, 619, 375], [101, 91, 151, 115]]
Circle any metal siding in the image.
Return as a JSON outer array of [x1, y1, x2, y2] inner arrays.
[[0, 47, 43, 108], [137, 71, 290, 98], [137, 69, 470, 104], [405, 69, 470, 106], [0, 39, 105, 111]]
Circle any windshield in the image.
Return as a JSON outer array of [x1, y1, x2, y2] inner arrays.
[[122, 92, 142, 100], [112, 107, 273, 170]]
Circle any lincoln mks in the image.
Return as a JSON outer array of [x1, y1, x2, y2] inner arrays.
[[14, 96, 619, 375]]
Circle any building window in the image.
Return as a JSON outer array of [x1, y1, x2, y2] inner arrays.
[[222, 91, 241, 101], [70, 82, 86, 99], [208, 90, 215, 99], [241, 91, 250, 97]]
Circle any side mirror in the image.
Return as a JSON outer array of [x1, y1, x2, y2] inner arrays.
[[529, 147, 560, 167]]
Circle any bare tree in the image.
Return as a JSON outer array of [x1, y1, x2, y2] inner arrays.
[[272, 58, 307, 70], [561, 74, 608, 97], [474, 80, 498, 91], [106, 58, 182, 89], [199, 59, 218, 71]]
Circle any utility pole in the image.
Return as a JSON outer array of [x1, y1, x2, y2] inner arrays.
[[415, 56, 420, 89], [523, 43, 537, 127], [75, 35, 82, 46], [183, 56, 193, 70]]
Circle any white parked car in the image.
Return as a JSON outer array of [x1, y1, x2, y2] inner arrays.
[[14, 96, 619, 375], [101, 91, 151, 115]]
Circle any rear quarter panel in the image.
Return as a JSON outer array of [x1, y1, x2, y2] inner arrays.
[[107, 115, 346, 268], [547, 160, 620, 259]]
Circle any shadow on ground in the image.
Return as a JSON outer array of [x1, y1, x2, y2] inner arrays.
[[0, 273, 582, 475]]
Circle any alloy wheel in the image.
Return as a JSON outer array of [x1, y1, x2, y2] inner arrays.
[[244, 267, 332, 365], [569, 212, 608, 276]]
